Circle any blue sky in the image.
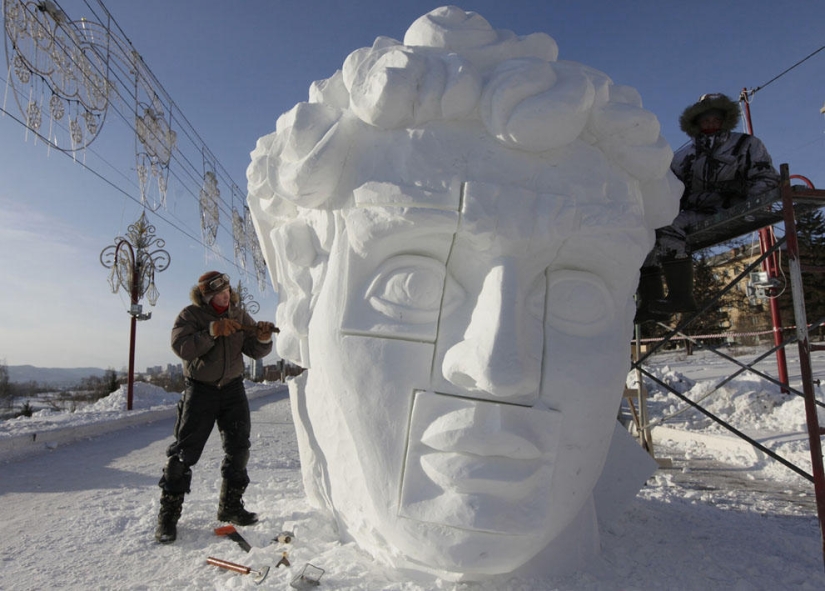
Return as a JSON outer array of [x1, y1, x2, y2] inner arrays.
[[1, 0, 823, 370]]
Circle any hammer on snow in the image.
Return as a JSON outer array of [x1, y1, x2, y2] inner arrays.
[[206, 556, 269, 584], [214, 524, 251, 552]]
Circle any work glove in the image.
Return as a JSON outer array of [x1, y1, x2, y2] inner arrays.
[[211, 318, 241, 337], [255, 321, 279, 341]]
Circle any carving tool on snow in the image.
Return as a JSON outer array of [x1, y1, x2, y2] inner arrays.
[[290, 563, 325, 588], [273, 530, 295, 544], [206, 556, 270, 584], [214, 524, 251, 552]]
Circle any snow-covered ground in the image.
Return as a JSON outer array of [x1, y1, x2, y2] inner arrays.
[[2, 346, 825, 590]]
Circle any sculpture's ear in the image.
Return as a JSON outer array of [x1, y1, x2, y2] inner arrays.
[[271, 212, 335, 368], [636, 171, 683, 230]]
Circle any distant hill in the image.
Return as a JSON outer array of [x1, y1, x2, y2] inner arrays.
[[7, 365, 109, 388]]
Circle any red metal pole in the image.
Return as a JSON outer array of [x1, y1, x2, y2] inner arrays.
[[740, 89, 789, 392], [779, 163, 825, 570], [758, 228, 790, 393], [126, 243, 139, 412], [127, 314, 136, 411]]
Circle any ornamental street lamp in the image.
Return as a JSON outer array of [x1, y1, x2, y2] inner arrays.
[[100, 211, 170, 410]]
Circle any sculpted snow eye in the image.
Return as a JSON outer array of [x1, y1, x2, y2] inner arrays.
[[544, 270, 614, 336], [366, 255, 464, 323]]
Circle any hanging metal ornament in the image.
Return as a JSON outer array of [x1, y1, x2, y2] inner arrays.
[[199, 167, 220, 246], [232, 205, 247, 271], [3, 0, 109, 151], [245, 205, 268, 291], [135, 93, 176, 210]]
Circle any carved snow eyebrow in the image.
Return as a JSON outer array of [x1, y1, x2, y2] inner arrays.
[[452, 182, 581, 258], [343, 206, 459, 257], [353, 181, 461, 210]]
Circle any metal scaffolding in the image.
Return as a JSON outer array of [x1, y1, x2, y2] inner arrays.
[[628, 163, 825, 569]]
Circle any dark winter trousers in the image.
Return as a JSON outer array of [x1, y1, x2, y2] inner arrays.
[[159, 377, 251, 495]]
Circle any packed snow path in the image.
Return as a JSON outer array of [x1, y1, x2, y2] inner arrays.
[[1, 386, 824, 590], [0, 388, 304, 590], [656, 445, 819, 516]]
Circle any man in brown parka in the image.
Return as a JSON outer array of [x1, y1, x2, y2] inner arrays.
[[155, 271, 276, 544]]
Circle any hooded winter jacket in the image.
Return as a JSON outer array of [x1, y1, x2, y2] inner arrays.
[[171, 287, 272, 387], [671, 131, 779, 213], [672, 93, 779, 212]]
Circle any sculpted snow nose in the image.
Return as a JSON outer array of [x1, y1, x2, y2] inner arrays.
[[441, 264, 542, 404]]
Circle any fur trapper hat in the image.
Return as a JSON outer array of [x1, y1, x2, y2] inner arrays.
[[679, 93, 740, 138]]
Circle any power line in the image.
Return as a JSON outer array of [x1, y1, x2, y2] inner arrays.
[[749, 43, 825, 96]]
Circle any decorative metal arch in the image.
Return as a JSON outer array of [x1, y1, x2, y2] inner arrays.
[[4, 0, 109, 150]]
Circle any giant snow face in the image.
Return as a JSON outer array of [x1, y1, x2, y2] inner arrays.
[[247, 4, 681, 581]]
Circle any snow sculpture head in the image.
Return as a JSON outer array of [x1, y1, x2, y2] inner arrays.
[[247, 6, 681, 581]]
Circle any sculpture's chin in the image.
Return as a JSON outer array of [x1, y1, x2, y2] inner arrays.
[[374, 495, 599, 580]]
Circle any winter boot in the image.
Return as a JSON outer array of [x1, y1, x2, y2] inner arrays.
[[217, 481, 258, 526], [155, 491, 184, 544], [633, 266, 668, 324], [650, 258, 699, 315]]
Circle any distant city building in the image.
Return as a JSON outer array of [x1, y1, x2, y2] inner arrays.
[[243, 358, 263, 381], [144, 364, 182, 377]]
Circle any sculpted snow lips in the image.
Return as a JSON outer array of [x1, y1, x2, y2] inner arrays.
[[400, 391, 561, 533], [419, 407, 543, 460], [416, 394, 550, 496], [246, 4, 678, 580]]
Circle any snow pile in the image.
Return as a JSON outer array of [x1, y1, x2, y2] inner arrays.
[[649, 372, 787, 431], [85, 381, 182, 412], [642, 348, 825, 485], [0, 381, 180, 442]]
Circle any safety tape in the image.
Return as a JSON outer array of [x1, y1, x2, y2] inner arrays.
[[634, 328, 796, 343]]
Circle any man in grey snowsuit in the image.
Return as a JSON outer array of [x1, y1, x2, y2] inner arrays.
[[635, 93, 779, 321], [155, 271, 275, 543]]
